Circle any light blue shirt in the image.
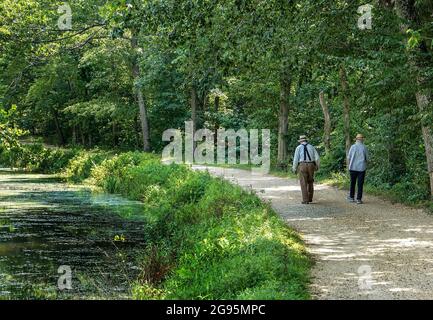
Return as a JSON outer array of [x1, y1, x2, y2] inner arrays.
[[348, 142, 368, 172], [292, 142, 320, 172]]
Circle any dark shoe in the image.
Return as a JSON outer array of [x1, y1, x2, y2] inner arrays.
[[301, 201, 309, 204], [356, 200, 363, 204], [347, 196, 355, 203]]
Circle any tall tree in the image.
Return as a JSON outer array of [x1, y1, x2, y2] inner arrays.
[[319, 91, 332, 155], [393, 0, 433, 198], [339, 65, 352, 162], [277, 71, 291, 169], [131, 29, 150, 151]]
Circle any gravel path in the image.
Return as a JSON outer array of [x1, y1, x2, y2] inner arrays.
[[192, 165, 433, 300]]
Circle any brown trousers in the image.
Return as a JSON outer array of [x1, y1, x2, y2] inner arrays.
[[298, 163, 316, 202]]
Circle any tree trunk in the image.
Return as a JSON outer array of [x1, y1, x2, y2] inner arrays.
[[80, 123, 85, 145], [52, 109, 65, 146], [134, 115, 140, 149], [131, 33, 150, 152], [319, 91, 331, 155], [394, 0, 433, 198], [277, 71, 291, 170], [112, 122, 118, 147], [339, 65, 351, 164], [72, 124, 77, 145], [191, 86, 198, 134], [214, 95, 220, 146], [416, 92, 433, 199]]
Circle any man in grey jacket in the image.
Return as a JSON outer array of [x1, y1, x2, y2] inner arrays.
[[347, 134, 369, 204]]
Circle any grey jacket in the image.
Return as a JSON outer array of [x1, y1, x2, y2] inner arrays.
[[348, 142, 368, 172]]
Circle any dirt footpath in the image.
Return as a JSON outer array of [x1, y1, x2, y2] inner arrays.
[[192, 165, 433, 300]]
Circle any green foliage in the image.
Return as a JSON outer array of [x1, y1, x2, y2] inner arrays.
[[90, 152, 159, 194], [0, 143, 78, 173], [50, 149, 310, 300], [62, 150, 111, 182], [161, 206, 310, 300], [1, 0, 433, 298], [0, 106, 28, 162], [1, 0, 432, 203]]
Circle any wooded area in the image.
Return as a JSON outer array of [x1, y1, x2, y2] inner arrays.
[[1, 0, 432, 203]]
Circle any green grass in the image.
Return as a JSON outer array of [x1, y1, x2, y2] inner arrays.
[[87, 153, 311, 299], [1, 145, 312, 300]]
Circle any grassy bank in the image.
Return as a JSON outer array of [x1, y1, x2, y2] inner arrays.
[[0, 144, 311, 299]]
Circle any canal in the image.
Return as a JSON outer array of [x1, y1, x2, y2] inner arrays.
[[0, 169, 147, 299]]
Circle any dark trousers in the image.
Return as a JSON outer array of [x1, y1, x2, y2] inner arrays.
[[349, 170, 366, 200]]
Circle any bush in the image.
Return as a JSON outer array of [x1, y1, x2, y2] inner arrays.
[[63, 150, 111, 182], [0, 143, 78, 173]]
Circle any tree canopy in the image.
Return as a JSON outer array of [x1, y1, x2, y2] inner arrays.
[[1, 0, 432, 201]]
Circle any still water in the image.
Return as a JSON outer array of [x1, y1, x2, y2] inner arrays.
[[0, 170, 147, 299]]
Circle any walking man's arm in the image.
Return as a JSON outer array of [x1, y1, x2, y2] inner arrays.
[[313, 147, 320, 170]]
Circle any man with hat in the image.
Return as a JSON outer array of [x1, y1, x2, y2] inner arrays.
[[292, 135, 320, 204], [347, 133, 369, 204]]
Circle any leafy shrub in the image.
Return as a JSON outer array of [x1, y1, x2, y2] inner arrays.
[[0, 143, 78, 173], [82, 151, 311, 299], [63, 150, 111, 182], [90, 152, 156, 192], [3, 146, 311, 300]]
